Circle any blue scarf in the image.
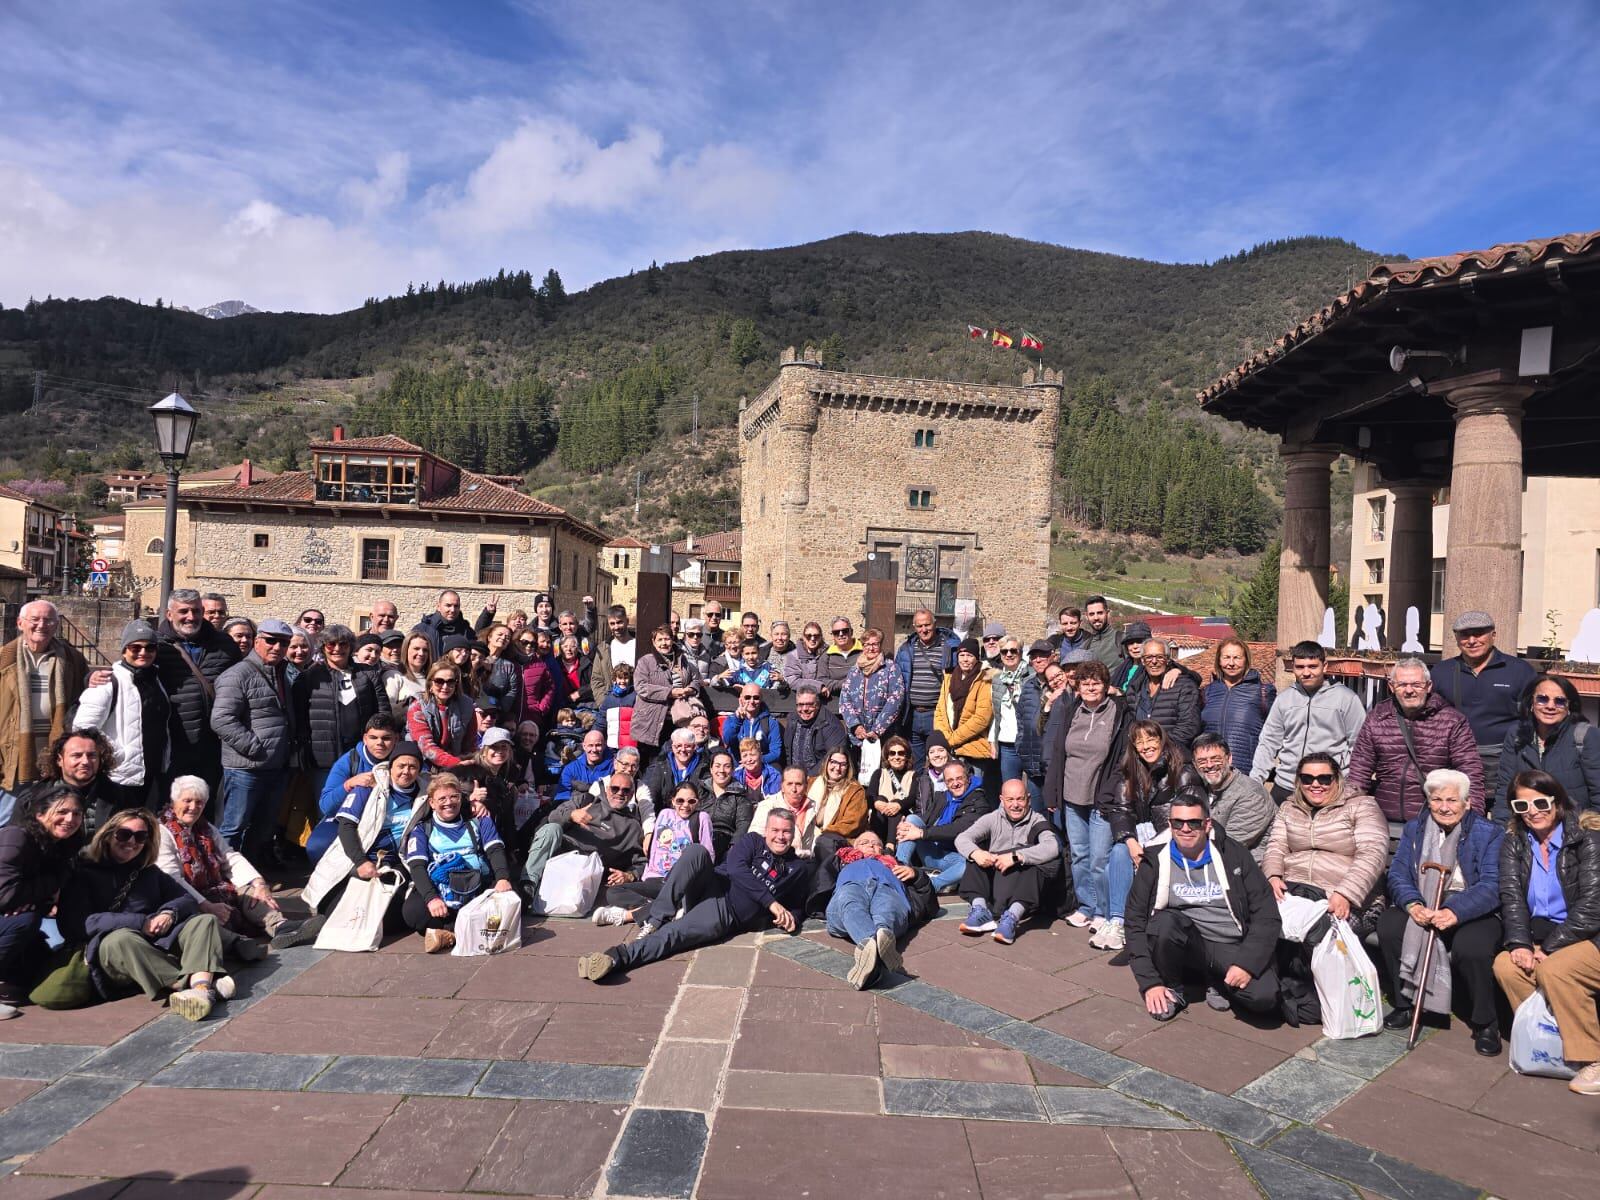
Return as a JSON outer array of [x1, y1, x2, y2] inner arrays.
[[1169, 838, 1212, 870]]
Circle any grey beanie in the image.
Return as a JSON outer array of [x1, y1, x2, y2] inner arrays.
[[121, 620, 157, 650]]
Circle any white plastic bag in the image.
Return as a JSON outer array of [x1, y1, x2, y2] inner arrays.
[[452, 889, 524, 956], [1510, 989, 1578, 1079], [1277, 893, 1330, 943], [315, 866, 403, 952], [1310, 918, 1381, 1039], [857, 737, 882, 784], [537, 850, 604, 916]]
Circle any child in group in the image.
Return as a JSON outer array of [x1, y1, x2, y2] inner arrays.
[[599, 664, 637, 750], [590, 783, 714, 926]]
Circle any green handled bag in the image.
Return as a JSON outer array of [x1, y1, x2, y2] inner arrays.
[[29, 944, 95, 1010]]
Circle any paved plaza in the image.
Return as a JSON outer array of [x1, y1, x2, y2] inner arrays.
[[0, 894, 1593, 1200]]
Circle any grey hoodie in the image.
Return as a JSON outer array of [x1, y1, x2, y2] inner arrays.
[[1249, 681, 1366, 785], [955, 807, 1062, 866]]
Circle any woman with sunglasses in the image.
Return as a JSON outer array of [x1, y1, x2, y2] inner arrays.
[[1262, 753, 1388, 931], [0, 787, 86, 1016], [989, 637, 1045, 810], [1496, 675, 1600, 813], [74, 620, 172, 813], [519, 631, 559, 736], [56, 809, 227, 1021], [1493, 770, 1600, 1094], [406, 660, 480, 771], [864, 735, 931, 851], [796, 747, 869, 859]]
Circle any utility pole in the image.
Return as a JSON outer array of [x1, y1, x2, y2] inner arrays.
[[691, 392, 700, 447], [634, 470, 642, 520], [32, 371, 42, 412]]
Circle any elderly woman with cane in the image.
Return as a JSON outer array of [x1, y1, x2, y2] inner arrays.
[[1377, 769, 1505, 1055]]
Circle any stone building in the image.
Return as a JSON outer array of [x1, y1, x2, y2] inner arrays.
[[668, 529, 742, 619], [603, 535, 649, 616], [740, 349, 1059, 638], [0, 483, 73, 596], [122, 431, 608, 626]]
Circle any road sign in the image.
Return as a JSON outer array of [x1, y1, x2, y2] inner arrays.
[[88, 571, 110, 590], [90, 557, 109, 573]]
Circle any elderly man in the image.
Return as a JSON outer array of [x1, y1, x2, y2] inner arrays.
[[1190, 734, 1275, 862], [522, 766, 646, 907], [1125, 790, 1281, 1021], [201, 594, 229, 630], [1430, 610, 1537, 798], [895, 607, 960, 765], [720, 685, 783, 767], [1130, 638, 1202, 749], [155, 588, 241, 792], [210, 618, 299, 859], [556, 729, 613, 804], [1250, 641, 1367, 803], [368, 600, 400, 635], [579, 808, 808, 980], [788, 684, 848, 778], [0, 600, 92, 797], [410, 590, 474, 658], [955, 778, 1064, 944], [1347, 656, 1484, 824], [896, 759, 996, 892]]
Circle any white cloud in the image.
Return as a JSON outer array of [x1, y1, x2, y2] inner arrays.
[[341, 152, 410, 219]]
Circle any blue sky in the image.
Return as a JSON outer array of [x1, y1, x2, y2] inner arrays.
[[2, 0, 1596, 313]]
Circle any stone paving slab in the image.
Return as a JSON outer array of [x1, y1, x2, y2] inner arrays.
[[1234, 1056, 1366, 1124], [963, 1121, 1140, 1200], [607, 1107, 708, 1199], [1232, 1141, 1361, 1200], [1038, 1085, 1194, 1129], [1112, 1065, 1288, 1145], [722, 1069, 882, 1114], [473, 1058, 641, 1102], [336, 1095, 514, 1193], [148, 1050, 332, 1092], [1267, 1125, 1480, 1200], [0, 1044, 97, 1081], [308, 1053, 489, 1096], [0, 1075, 136, 1160], [882, 1076, 1047, 1122], [1107, 1129, 1263, 1200]]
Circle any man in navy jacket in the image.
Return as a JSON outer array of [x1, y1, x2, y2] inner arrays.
[[579, 809, 809, 980]]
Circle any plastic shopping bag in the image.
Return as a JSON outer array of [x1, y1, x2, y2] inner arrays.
[[315, 866, 404, 952], [537, 850, 604, 917], [857, 738, 882, 784], [1277, 893, 1330, 943], [1510, 989, 1579, 1079], [452, 888, 524, 956], [1310, 918, 1382, 1039]]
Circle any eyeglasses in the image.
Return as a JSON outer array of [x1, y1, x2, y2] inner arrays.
[[1533, 695, 1570, 708], [301, 616, 325, 627], [1510, 794, 1557, 815], [1169, 817, 1207, 831], [517, 637, 536, 646], [125, 643, 155, 656], [886, 749, 908, 757], [684, 631, 703, 638], [606, 785, 632, 796], [433, 677, 459, 688], [260, 635, 289, 646], [112, 827, 150, 845], [1298, 772, 1336, 787]]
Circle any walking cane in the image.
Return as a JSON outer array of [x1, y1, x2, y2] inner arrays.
[[1407, 861, 1450, 1050]]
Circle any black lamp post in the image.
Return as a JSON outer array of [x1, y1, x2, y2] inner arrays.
[[149, 391, 199, 605]]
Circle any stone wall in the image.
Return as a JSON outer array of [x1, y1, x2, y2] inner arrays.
[[741, 350, 1059, 637]]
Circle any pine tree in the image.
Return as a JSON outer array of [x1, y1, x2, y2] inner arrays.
[[1232, 540, 1280, 641]]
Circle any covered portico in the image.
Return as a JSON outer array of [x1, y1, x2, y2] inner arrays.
[[1201, 230, 1600, 653]]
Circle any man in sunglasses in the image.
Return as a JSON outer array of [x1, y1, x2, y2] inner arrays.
[[821, 617, 862, 698], [1250, 641, 1366, 804], [522, 765, 645, 910], [1124, 789, 1281, 1022], [1346, 657, 1484, 826], [154, 587, 241, 792], [1430, 611, 1537, 799], [211, 618, 300, 861]]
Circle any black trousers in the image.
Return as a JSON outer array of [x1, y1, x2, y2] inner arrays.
[[1375, 905, 1501, 1029], [958, 859, 1055, 920], [1145, 908, 1279, 1013], [609, 846, 757, 971], [606, 877, 665, 913], [401, 889, 456, 932]]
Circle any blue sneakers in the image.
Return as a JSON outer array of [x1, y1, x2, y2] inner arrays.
[[959, 900, 997, 935], [992, 912, 1019, 945]]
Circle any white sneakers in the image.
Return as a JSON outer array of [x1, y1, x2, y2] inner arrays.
[[1570, 1062, 1600, 1096], [1089, 918, 1125, 950], [591, 906, 631, 927]]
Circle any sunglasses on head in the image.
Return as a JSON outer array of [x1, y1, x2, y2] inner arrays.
[[112, 827, 150, 845], [1169, 817, 1207, 831], [1298, 772, 1336, 787], [1510, 795, 1556, 815]]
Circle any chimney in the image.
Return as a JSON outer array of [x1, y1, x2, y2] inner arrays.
[[687, 533, 695, 552], [239, 459, 253, 488], [332, 424, 345, 442]]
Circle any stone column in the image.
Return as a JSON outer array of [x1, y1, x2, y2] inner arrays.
[[1277, 444, 1338, 654], [1442, 383, 1533, 651], [1384, 483, 1436, 651]]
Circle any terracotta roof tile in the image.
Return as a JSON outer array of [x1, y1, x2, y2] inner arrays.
[[305, 434, 427, 453], [607, 535, 651, 549], [1199, 228, 1600, 407], [183, 461, 277, 483], [669, 529, 742, 559]]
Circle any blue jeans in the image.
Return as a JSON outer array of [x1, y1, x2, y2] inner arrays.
[[907, 708, 935, 767], [895, 815, 967, 889], [997, 744, 1045, 813], [1061, 803, 1114, 919], [1106, 841, 1136, 921], [218, 767, 288, 858], [826, 877, 912, 945]]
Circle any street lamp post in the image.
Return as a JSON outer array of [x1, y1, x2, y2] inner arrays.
[[149, 392, 199, 606]]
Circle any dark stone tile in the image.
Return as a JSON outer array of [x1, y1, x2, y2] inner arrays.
[[1112, 1066, 1287, 1146], [524, 1002, 668, 1066], [606, 1107, 708, 1199], [338, 1096, 514, 1191], [697, 1108, 981, 1200], [0, 1075, 135, 1158], [769, 937, 855, 983], [882, 1077, 1045, 1122], [148, 1051, 332, 1091], [1305, 1032, 1410, 1080], [1108, 1129, 1262, 1200], [987, 1019, 1135, 1085], [213, 945, 329, 1016], [1232, 1142, 1360, 1200], [1268, 1126, 1480, 1200], [474, 1058, 640, 1102], [877, 977, 1011, 1034], [309, 1055, 488, 1096], [471, 1098, 626, 1196], [74, 1014, 215, 1081], [1038, 1085, 1193, 1129], [964, 1121, 1136, 1200], [0, 1044, 96, 1081], [1234, 1058, 1366, 1124]]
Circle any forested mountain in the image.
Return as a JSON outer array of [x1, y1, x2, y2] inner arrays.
[[0, 230, 1382, 544]]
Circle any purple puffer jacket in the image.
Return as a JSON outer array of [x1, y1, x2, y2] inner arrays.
[[1345, 692, 1484, 823]]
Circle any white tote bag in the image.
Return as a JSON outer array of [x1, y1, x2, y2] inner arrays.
[[1310, 918, 1382, 1039], [857, 737, 882, 784], [315, 866, 404, 952], [1510, 989, 1579, 1079], [1277, 893, 1330, 943], [537, 850, 604, 916], [452, 889, 524, 956]]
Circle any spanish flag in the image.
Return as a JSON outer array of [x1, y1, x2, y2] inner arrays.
[[991, 328, 1014, 349], [1020, 330, 1044, 351]]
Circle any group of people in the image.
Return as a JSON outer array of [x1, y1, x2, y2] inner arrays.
[[0, 586, 1596, 1097]]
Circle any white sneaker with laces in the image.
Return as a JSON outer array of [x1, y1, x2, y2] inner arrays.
[[591, 906, 630, 927], [1089, 918, 1125, 950], [1065, 910, 1093, 929]]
